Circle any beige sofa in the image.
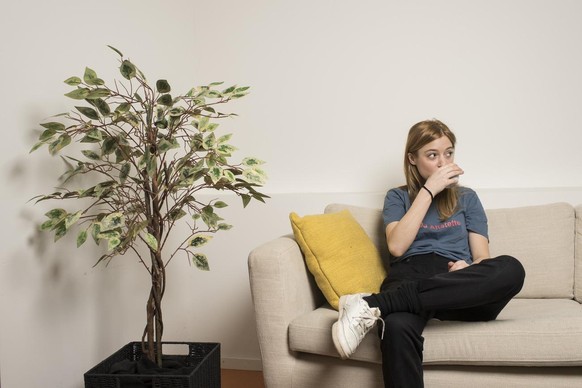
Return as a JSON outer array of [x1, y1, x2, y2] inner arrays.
[[248, 202, 582, 388]]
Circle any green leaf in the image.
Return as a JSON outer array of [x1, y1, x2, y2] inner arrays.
[[206, 154, 217, 168], [142, 232, 158, 251], [188, 235, 213, 248], [107, 236, 121, 251], [64, 76, 82, 86], [65, 211, 82, 229], [197, 116, 210, 132], [241, 194, 252, 208], [242, 157, 266, 167], [138, 151, 150, 171], [101, 212, 125, 232], [218, 223, 233, 231], [177, 165, 202, 186], [97, 230, 119, 240], [190, 133, 204, 151], [93, 181, 116, 199], [242, 168, 267, 185], [115, 145, 130, 163], [49, 134, 72, 155], [90, 98, 111, 115], [76, 106, 100, 120], [107, 45, 123, 57], [200, 205, 222, 228], [128, 220, 148, 240], [155, 118, 168, 129], [84, 67, 97, 83], [119, 163, 130, 184], [223, 170, 235, 183], [157, 94, 173, 106], [146, 157, 157, 178], [209, 167, 221, 183], [54, 221, 67, 242], [65, 88, 90, 100], [168, 107, 185, 117], [83, 67, 104, 86], [115, 103, 131, 113], [252, 193, 268, 203], [217, 133, 232, 144], [102, 136, 118, 155], [156, 79, 171, 93], [40, 219, 55, 231], [29, 142, 44, 153], [120, 60, 137, 80], [80, 127, 103, 143], [86, 88, 111, 99], [82, 150, 101, 160], [192, 253, 210, 271], [213, 201, 228, 208], [40, 122, 66, 131], [168, 208, 186, 221], [77, 230, 88, 247], [223, 85, 236, 94], [158, 139, 179, 153], [91, 223, 101, 244], [39, 128, 57, 142], [217, 144, 236, 156], [202, 133, 216, 150]]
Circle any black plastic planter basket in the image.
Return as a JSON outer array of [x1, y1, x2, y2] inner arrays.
[[84, 341, 220, 388]]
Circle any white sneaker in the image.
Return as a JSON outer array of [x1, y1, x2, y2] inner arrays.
[[332, 293, 382, 359]]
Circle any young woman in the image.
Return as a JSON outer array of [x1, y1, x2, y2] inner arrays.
[[332, 119, 526, 388]]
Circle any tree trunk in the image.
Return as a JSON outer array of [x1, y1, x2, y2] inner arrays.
[[142, 99, 166, 367], [143, 249, 165, 367], [141, 160, 166, 366]]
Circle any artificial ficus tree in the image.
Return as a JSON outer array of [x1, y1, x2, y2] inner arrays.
[[30, 46, 268, 367]]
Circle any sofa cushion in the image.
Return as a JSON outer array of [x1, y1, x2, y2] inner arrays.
[[326, 202, 576, 299], [575, 205, 582, 302], [290, 210, 387, 310], [289, 298, 582, 367], [486, 203, 575, 298]]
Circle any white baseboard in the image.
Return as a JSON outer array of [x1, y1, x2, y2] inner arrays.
[[221, 357, 263, 371]]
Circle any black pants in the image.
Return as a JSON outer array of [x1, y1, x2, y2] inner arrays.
[[378, 254, 525, 388]]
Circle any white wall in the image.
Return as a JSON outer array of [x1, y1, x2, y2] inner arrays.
[[1, 1, 582, 387]]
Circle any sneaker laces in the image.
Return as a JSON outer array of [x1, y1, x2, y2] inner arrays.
[[351, 302, 386, 340], [378, 316, 385, 340]]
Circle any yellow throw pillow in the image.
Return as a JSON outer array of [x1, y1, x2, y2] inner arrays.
[[290, 209, 387, 310]]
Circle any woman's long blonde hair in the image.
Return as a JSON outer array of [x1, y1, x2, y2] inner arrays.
[[404, 119, 459, 221]]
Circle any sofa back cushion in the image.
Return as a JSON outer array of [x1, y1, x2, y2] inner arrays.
[[325, 202, 575, 299], [576, 205, 582, 302], [486, 203, 574, 298]]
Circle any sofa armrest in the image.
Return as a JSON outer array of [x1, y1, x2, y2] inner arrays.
[[248, 235, 324, 388]]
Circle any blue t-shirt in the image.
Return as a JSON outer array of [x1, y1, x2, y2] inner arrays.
[[382, 187, 488, 263]]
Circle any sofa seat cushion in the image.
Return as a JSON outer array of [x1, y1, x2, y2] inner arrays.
[[289, 298, 582, 367]]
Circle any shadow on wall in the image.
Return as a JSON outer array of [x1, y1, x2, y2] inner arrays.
[[15, 161, 104, 318], [6, 141, 139, 358]]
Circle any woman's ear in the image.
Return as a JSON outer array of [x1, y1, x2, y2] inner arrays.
[[407, 153, 416, 166]]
